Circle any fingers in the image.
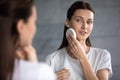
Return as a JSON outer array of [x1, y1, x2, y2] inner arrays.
[[68, 35, 78, 48], [56, 68, 70, 80], [68, 35, 78, 52], [67, 35, 82, 59], [67, 33, 86, 60], [68, 35, 77, 44], [16, 47, 25, 60], [23, 46, 38, 62], [16, 45, 38, 62]]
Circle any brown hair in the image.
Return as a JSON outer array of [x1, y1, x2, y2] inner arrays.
[[0, 0, 34, 80], [58, 1, 95, 49]]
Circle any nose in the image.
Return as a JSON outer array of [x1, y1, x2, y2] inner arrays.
[[81, 21, 87, 29]]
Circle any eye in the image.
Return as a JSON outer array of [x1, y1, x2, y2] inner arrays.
[[87, 20, 93, 24], [76, 18, 82, 23]]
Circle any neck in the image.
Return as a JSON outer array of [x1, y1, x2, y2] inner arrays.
[[78, 39, 90, 54]]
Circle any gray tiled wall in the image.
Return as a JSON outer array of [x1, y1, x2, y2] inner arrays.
[[34, 0, 120, 79]]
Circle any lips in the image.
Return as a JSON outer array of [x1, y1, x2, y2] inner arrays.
[[79, 31, 87, 35]]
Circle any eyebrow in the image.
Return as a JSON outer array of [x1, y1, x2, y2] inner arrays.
[[75, 16, 93, 21]]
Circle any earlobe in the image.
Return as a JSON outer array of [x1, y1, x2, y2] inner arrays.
[[17, 20, 25, 34], [65, 19, 70, 28]]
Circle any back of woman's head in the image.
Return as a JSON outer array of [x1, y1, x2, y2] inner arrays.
[[59, 1, 94, 49], [0, 0, 34, 80]]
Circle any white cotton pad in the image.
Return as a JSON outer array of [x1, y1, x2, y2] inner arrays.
[[66, 28, 76, 39]]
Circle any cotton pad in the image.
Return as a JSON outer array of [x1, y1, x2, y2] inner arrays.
[[66, 28, 76, 39]]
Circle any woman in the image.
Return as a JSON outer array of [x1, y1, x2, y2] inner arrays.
[[0, 0, 55, 80], [46, 1, 112, 80]]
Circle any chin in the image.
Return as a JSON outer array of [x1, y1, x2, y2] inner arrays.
[[77, 37, 86, 41]]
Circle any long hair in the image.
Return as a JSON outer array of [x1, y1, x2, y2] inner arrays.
[[0, 0, 34, 80], [58, 1, 95, 49]]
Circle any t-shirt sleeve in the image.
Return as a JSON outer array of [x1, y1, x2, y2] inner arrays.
[[45, 54, 55, 71], [96, 50, 113, 78], [45, 54, 52, 66]]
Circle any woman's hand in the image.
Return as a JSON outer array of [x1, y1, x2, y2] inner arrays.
[[16, 45, 38, 62], [56, 68, 70, 80], [67, 35, 86, 60]]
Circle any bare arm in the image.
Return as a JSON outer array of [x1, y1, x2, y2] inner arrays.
[[79, 55, 98, 80], [67, 35, 110, 80], [79, 55, 109, 80], [96, 69, 109, 80]]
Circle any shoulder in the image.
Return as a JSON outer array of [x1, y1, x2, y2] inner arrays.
[[20, 60, 53, 72], [14, 60, 56, 80], [91, 48, 113, 77], [91, 47, 111, 57], [45, 48, 67, 71], [46, 48, 66, 60]]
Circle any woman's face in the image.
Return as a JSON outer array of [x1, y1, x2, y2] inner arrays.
[[67, 9, 94, 41], [18, 6, 37, 46]]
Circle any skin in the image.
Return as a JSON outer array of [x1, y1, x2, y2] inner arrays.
[[16, 6, 38, 62], [56, 9, 109, 80], [56, 68, 71, 80]]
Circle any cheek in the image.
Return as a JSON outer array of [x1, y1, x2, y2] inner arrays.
[[71, 20, 82, 29], [24, 25, 36, 41], [87, 26, 93, 37], [29, 23, 36, 34], [89, 25, 93, 32], [33, 25, 36, 34], [71, 22, 80, 30]]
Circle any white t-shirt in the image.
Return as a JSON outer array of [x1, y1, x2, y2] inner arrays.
[[46, 47, 112, 80], [12, 59, 56, 80]]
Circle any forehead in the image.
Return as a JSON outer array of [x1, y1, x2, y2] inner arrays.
[[73, 9, 94, 19]]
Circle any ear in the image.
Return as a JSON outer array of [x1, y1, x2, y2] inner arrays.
[[65, 18, 70, 28], [17, 20, 26, 35]]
